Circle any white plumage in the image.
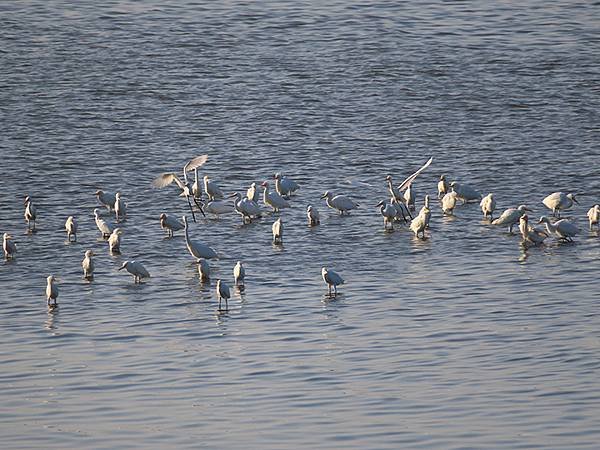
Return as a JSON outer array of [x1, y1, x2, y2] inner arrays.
[[519, 215, 548, 246], [216, 279, 231, 310], [480, 193, 496, 220], [182, 216, 218, 260], [230, 192, 261, 223], [321, 191, 359, 215], [587, 204, 600, 230], [114, 192, 126, 222], [322, 267, 344, 296], [118, 260, 151, 283], [538, 216, 580, 242], [108, 228, 123, 253], [198, 259, 210, 282], [203, 175, 224, 201], [82, 250, 94, 279], [159, 213, 185, 237], [234, 261, 245, 286], [542, 192, 578, 218], [3, 233, 17, 260], [95, 190, 116, 211], [450, 181, 482, 203], [24, 196, 37, 231], [262, 181, 291, 212], [441, 191, 458, 215], [272, 218, 283, 244], [274, 173, 300, 197], [307, 205, 320, 226], [46, 275, 59, 307], [94, 208, 113, 238], [492, 205, 531, 233], [376, 200, 397, 230], [65, 216, 77, 242]]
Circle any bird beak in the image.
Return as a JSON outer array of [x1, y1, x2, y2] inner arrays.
[[573, 197, 579, 204], [320, 193, 327, 199], [118, 266, 125, 271], [227, 193, 237, 198]]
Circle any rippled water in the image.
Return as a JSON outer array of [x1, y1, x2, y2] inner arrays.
[[2, 1, 600, 448]]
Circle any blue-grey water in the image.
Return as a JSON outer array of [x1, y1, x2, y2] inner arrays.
[[1, 1, 600, 448]]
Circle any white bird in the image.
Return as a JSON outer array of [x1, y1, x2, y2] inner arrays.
[[587, 204, 600, 230], [247, 182, 260, 203], [322, 267, 344, 296], [108, 228, 123, 253], [159, 213, 185, 237], [538, 216, 580, 242], [321, 191, 359, 215], [46, 275, 59, 307], [410, 200, 431, 239], [24, 196, 37, 231], [441, 191, 458, 215], [480, 193, 496, 220], [94, 208, 112, 239], [233, 261, 245, 286], [203, 175, 224, 201], [95, 190, 116, 211], [82, 250, 94, 279], [307, 205, 320, 226], [386, 157, 434, 207], [262, 181, 291, 212], [542, 192, 578, 218], [437, 175, 449, 198], [3, 233, 17, 260], [192, 168, 202, 199], [376, 200, 397, 230], [203, 199, 233, 217], [403, 184, 416, 210], [391, 198, 412, 222], [230, 192, 261, 223], [216, 279, 231, 310], [519, 215, 548, 247], [182, 216, 218, 261], [65, 216, 77, 242], [114, 192, 126, 222], [272, 218, 283, 244], [118, 260, 151, 283], [492, 205, 531, 233], [198, 259, 210, 282], [450, 181, 482, 203], [417, 195, 432, 229], [385, 175, 402, 203], [274, 173, 300, 198]]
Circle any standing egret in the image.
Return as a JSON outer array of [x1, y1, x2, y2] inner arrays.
[[272, 218, 283, 244], [587, 204, 600, 230], [321, 191, 359, 215], [24, 196, 37, 231], [480, 193, 496, 220], [3, 233, 17, 260], [108, 228, 123, 254], [404, 184, 416, 210], [46, 275, 58, 307], [118, 260, 151, 283], [159, 213, 185, 237], [229, 192, 261, 223], [233, 261, 245, 286], [450, 181, 482, 203], [216, 279, 231, 310], [307, 205, 320, 226], [114, 192, 126, 222], [417, 195, 432, 229], [182, 216, 218, 261], [82, 250, 94, 279], [492, 205, 531, 233], [441, 191, 458, 215], [391, 199, 412, 222], [262, 181, 291, 212], [198, 259, 210, 282], [519, 215, 548, 247], [538, 216, 580, 242], [385, 175, 402, 203], [247, 182, 260, 203], [376, 200, 397, 230], [192, 168, 202, 199], [203, 199, 234, 217], [410, 199, 431, 239], [95, 190, 117, 211], [322, 267, 344, 296], [542, 192, 578, 218], [203, 175, 224, 201], [438, 175, 449, 198], [94, 209, 112, 239], [65, 216, 77, 242], [274, 173, 300, 198]]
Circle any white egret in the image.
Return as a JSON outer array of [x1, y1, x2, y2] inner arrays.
[[182, 216, 218, 260], [404, 184, 416, 210], [322, 267, 344, 296], [108, 228, 123, 253], [216, 279, 231, 310], [24, 196, 37, 231], [391, 198, 412, 222], [321, 191, 359, 215], [114, 192, 126, 222], [272, 218, 283, 244], [274, 173, 300, 198], [441, 191, 458, 215], [587, 204, 600, 230], [203, 199, 234, 217], [480, 193, 496, 220], [94, 209, 112, 239], [519, 215, 548, 247], [542, 192, 578, 218], [438, 175, 449, 198], [410, 197, 431, 239], [233, 261, 245, 286], [198, 259, 210, 282], [159, 213, 185, 237], [95, 190, 116, 211], [417, 195, 432, 229], [203, 175, 224, 201], [450, 181, 482, 203], [3, 233, 17, 260], [262, 181, 291, 212], [538, 216, 580, 242], [247, 182, 259, 203], [307, 205, 320, 226], [46, 275, 59, 307], [192, 168, 202, 199], [118, 260, 150, 283], [386, 157, 433, 209], [492, 205, 531, 233], [82, 250, 94, 279], [385, 175, 402, 203], [376, 200, 397, 230], [229, 192, 261, 223], [65, 216, 77, 242]]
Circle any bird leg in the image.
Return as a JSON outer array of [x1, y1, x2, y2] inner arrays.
[[187, 197, 197, 222], [192, 197, 206, 217]]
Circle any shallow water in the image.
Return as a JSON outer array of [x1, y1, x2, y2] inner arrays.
[[1, 1, 600, 448]]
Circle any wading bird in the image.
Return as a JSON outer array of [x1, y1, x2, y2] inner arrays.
[[3, 233, 17, 260], [538, 216, 580, 242], [65, 216, 77, 242], [322, 267, 344, 296], [321, 191, 359, 215], [376, 200, 397, 230], [82, 250, 94, 279], [182, 216, 218, 261], [216, 279, 230, 310], [114, 192, 126, 222], [234, 261, 245, 286], [108, 228, 123, 253], [492, 205, 531, 233], [542, 192, 578, 218], [438, 175, 449, 198], [24, 196, 37, 231], [307, 205, 320, 226], [159, 213, 185, 237], [198, 259, 210, 282], [203, 175, 224, 201], [118, 260, 150, 283], [95, 190, 116, 211], [480, 193, 496, 220], [441, 191, 458, 215], [94, 209, 112, 239], [450, 181, 482, 203], [262, 181, 291, 212], [587, 204, 600, 230], [519, 215, 548, 247], [272, 218, 283, 244], [230, 192, 261, 223], [274, 173, 300, 198], [46, 275, 59, 307]]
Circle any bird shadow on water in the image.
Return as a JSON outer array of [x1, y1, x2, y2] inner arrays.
[[44, 307, 60, 334]]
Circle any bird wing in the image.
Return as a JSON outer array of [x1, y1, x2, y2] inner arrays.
[[397, 156, 433, 192], [152, 173, 185, 190], [184, 154, 209, 173]]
